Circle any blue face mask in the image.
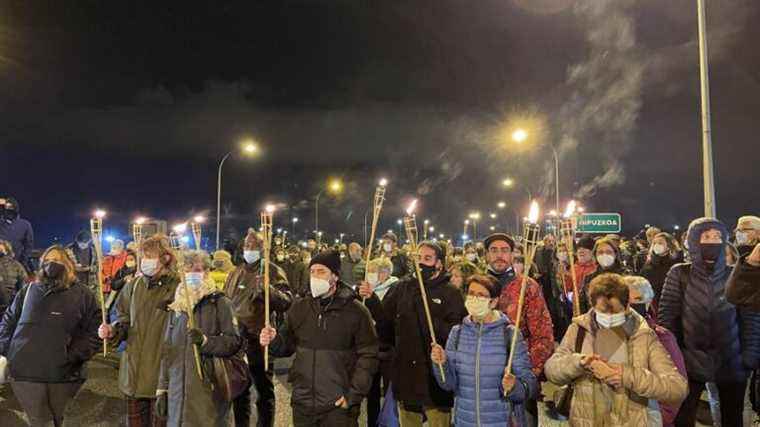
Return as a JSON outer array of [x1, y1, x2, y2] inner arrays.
[[184, 272, 204, 289]]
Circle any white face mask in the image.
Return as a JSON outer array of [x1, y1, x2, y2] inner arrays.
[[653, 243, 668, 256], [597, 254, 615, 268], [310, 276, 332, 298], [367, 272, 379, 286], [184, 272, 204, 289], [465, 295, 492, 320], [595, 309, 626, 328], [465, 253, 478, 262], [557, 252, 568, 262], [383, 243, 393, 253], [276, 254, 285, 262], [736, 231, 749, 246], [243, 250, 261, 264], [125, 260, 137, 269], [141, 258, 159, 277]]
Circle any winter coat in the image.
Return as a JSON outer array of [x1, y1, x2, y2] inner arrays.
[[0, 215, 34, 271], [377, 272, 467, 408], [0, 281, 102, 383], [645, 317, 687, 427], [726, 255, 760, 311], [110, 264, 136, 292], [579, 261, 630, 314], [223, 259, 292, 350], [101, 251, 128, 293], [340, 257, 362, 287], [640, 252, 683, 305], [496, 274, 555, 377], [66, 242, 99, 294], [158, 293, 242, 427], [564, 261, 597, 294], [0, 255, 27, 315], [433, 313, 537, 427], [389, 252, 410, 279], [270, 282, 379, 415], [112, 272, 180, 398], [281, 260, 310, 298], [544, 311, 688, 427], [658, 218, 760, 383]]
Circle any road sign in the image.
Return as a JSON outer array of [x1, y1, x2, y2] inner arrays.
[[577, 213, 621, 234]]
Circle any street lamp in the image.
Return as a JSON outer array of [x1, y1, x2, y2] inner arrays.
[[315, 178, 344, 236], [502, 178, 515, 188], [292, 217, 299, 236], [216, 140, 260, 250], [498, 201, 506, 209], [510, 130, 560, 212], [512, 128, 528, 143]]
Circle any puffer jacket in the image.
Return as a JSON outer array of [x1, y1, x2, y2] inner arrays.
[[377, 272, 467, 408], [545, 311, 688, 426], [270, 282, 379, 415], [433, 313, 537, 427], [158, 292, 242, 427], [112, 272, 180, 398], [0, 255, 27, 315], [640, 252, 683, 305], [0, 281, 102, 383], [658, 217, 760, 383]]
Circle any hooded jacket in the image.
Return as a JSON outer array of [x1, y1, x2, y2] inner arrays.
[[726, 254, 760, 311], [0, 280, 102, 383], [0, 254, 27, 315], [270, 282, 379, 414], [658, 217, 760, 382], [0, 201, 34, 271], [377, 271, 467, 408], [545, 311, 687, 426], [433, 312, 537, 427]]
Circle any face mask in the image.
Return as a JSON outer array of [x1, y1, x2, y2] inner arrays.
[[419, 264, 437, 281], [141, 258, 160, 277], [125, 260, 137, 269], [77, 242, 90, 250], [557, 252, 568, 262], [243, 250, 261, 264], [276, 254, 285, 262], [43, 261, 66, 279], [465, 253, 478, 262], [736, 231, 749, 246], [597, 254, 615, 268], [3, 209, 17, 221], [631, 303, 648, 317], [595, 310, 626, 329], [577, 253, 592, 264], [653, 243, 668, 256], [700, 243, 722, 262], [465, 295, 492, 319], [275, 239, 282, 245], [383, 243, 393, 253], [184, 272, 204, 289], [310, 276, 332, 298], [367, 272, 380, 286]]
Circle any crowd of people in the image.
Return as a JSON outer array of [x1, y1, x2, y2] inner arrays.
[[1, 194, 760, 426]]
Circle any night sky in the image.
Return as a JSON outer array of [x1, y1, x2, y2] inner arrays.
[[2, 0, 759, 247]]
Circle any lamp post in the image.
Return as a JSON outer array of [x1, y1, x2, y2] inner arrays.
[[315, 178, 343, 236], [697, 0, 716, 217], [511, 129, 560, 213], [216, 141, 259, 250]]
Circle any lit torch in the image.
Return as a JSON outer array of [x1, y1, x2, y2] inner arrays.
[[505, 201, 541, 382], [191, 216, 205, 251], [561, 200, 581, 316], [261, 204, 275, 370], [362, 179, 388, 304], [90, 209, 108, 356]]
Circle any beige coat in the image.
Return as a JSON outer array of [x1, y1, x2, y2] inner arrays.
[[545, 312, 687, 427]]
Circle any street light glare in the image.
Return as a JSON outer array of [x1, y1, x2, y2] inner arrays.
[[502, 178, 515, 188], [328, 179, 344, 194], [498, 201, 506, 209], [292, 217, 299, 223], [512, 129, 528, 143], [242, 141, 259, 155]]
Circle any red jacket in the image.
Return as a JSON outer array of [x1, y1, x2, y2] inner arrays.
[[101, 252, 128, 293], [564, 261, 597, 294], [497, 274, 555, 377]]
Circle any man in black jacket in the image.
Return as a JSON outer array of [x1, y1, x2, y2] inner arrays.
[[375, 241, 466, 427], [260, 250, 378, 427]]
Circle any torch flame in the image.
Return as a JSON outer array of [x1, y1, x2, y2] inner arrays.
[[563, 200, 577, 218], [528, 201, 540, 224], [173, 223, 188, 233], [379, 178, 388, 187], [135, 216, 147, 225], [265, 204, 276, 214], [193, 215, 206, 223], [405, 199, 418, 216], [94, 209, 107, 219]]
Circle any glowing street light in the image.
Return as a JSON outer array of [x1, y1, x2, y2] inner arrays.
[[512, 128, 528, 143], [217, 139, 262, 250], [489, 213, 497, 219], [328, 179, 344, 194], [502, 178, 515, 188], [498, 201, 506, 209]]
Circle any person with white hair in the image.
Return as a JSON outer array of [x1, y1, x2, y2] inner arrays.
[[734, 215, 760, 257], [625, 275, 687, 427]]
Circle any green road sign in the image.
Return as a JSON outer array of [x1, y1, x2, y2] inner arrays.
[[577, 213, 622, 234]]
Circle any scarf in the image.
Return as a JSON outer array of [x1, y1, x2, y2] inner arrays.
[[168, 277, 217, 314]]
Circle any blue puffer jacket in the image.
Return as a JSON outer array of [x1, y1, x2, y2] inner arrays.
[[433, 312, 537, 427], [659, 217, 760, 383]]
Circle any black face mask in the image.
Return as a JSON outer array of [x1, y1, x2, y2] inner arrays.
[[631, 303, 648, 317], [43, 261, 66, 279], [3, 209, 17, 221], [700, 243, 723, 262], [419, 264, 437, 281]]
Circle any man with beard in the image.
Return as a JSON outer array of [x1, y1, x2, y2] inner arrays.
[[224, 230, 292, 427], [340, 242, 364, 287], [484, 233, 553, 427], [0, 197, 34, 272]]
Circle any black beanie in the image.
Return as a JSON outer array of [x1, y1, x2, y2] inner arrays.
[[309, 250, 341, 277], [577, 236, 595, 251]]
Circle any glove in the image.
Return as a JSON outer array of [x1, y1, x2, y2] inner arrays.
[[187, 328, 206, 346], [155, 391, 168, 418]]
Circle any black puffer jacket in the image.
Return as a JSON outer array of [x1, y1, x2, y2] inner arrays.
[[640, 251, 683, 305], [0, 281, 102, 382], [659, 218, 760, 383], [377, 272, 467, 408], [270, 282, 378, 415]]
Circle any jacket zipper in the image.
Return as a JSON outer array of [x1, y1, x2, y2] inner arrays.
[[476, 322, 483, 427]]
